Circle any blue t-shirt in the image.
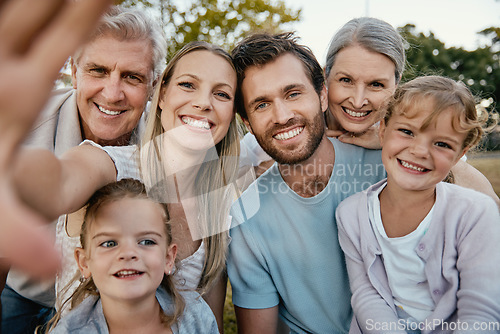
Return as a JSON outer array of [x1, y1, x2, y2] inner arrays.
[[227, 138, 385, 334]]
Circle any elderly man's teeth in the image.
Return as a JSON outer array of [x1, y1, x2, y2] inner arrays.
[[344, 108, 368, 117], [182, 116, 211, 130], [401, 160, 425, 172], [274, 127, 303, 140], [98, 105, 122, 116]]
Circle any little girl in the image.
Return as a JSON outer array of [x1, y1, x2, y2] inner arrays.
[[45, 178, 218, 333], [336, 76, 500, 334]]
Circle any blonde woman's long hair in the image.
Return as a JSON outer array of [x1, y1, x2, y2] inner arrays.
[[140, 41, 241, 293]]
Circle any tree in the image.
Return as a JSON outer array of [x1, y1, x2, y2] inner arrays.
[[116, 0, 301, 58], [399, 24, 500, 150]]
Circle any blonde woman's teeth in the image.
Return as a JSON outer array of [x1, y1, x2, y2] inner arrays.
[[401, 160, 425, 172], [98, 105, 122, 116], [182, 116, 211, 130], [344, 108, 368, 117], [274, 127, 303, 140]]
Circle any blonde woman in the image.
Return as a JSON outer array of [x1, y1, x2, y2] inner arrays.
[[13, 41, 241, 331]]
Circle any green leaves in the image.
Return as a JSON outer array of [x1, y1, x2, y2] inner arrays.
[[118, 0, 300, 59]]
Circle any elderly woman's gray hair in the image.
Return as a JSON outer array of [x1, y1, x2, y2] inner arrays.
[[324, 17, 406, 84]]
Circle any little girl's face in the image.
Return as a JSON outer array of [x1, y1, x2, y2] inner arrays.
[[379, 98, 467, 193], [76, 197, 176, 305]]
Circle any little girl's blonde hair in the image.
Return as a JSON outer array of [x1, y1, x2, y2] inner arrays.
[[384, 75, 493, 151]]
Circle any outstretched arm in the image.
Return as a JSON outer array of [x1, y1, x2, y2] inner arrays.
[[13, 145, 117, 220], [0, 0, 111, 278]]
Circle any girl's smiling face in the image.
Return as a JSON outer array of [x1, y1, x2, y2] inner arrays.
[[75, 197, 176, 305], [158, 50, 236, 152], [379, 97, 467, 194], [326, 44, 397, 134]]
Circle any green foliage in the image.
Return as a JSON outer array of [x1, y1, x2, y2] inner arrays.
[[399, 24, 500, 150], [116, 0, 300, 59], [399, 24, 500, 110]]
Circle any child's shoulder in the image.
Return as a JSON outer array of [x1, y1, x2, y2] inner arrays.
[[438, 182, 496, 207], [174, 290, 219, 334], [51, 295, 104, 333], [435, 182, 499, 225], [337, 179, 386, 213]]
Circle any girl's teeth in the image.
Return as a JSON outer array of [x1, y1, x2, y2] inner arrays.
[[98, 105, 121, 116], [115, 270, 140, 277], [344, 108, 368, 117], [274, 127, 304, 140], [401, 160, 425, 172], [182, 116, 211, 130]]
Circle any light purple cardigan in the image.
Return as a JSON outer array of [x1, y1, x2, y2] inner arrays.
[[336, 180, 500, 334]]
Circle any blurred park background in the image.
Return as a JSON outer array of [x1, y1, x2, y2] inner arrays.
[[97, 1, 498, 331], [102, 2, 499, 332], [99, 0, 500, 154]]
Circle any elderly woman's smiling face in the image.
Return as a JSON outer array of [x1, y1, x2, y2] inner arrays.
[[326, 44, 397, 134]]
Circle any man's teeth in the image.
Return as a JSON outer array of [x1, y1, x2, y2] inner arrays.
[[401, 160, 425, 172], [344, 108, 368, 118], [98, 105, 122, 116], [274, 127, 303, 140], [115, 270, 141, 277], [182, 116, 211, 130]]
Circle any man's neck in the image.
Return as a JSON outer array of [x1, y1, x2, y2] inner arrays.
[[278, 136, 335, 198], [91, 132, 133, 146]]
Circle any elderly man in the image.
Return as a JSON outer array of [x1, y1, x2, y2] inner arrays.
[[1, 6, 166, 333]]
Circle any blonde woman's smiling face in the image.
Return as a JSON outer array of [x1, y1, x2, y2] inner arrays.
[[159, 50, 236, 152], [326, 44, 397, 134]]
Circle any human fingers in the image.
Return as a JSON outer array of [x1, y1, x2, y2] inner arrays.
[[0, 0, 64, 56], [325, 128, 345, 138], [0, 179, 60, 279], [0, 0, 112, 145], [29, 0, 112, 78], [338, 131, 382, 150]]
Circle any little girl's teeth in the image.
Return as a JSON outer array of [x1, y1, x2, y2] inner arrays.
[[344, 108, 368, 118], [274, 127, 304, 140], [182, 116, 210, 130], [98, 105, 121, 116], [115, 270, 140, 277], [401, 160, 425, 172]]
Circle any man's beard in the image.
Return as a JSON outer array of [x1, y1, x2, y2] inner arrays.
[[253, 110, 325, 165]]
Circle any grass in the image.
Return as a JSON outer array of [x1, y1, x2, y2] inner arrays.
[[468, 152, 500, 197], [223, 283, 237, 334]]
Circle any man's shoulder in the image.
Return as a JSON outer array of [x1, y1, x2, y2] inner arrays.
[[43, 87, 74, 112], [34, 88, 75, 123], [230, 164, 284, 230]]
